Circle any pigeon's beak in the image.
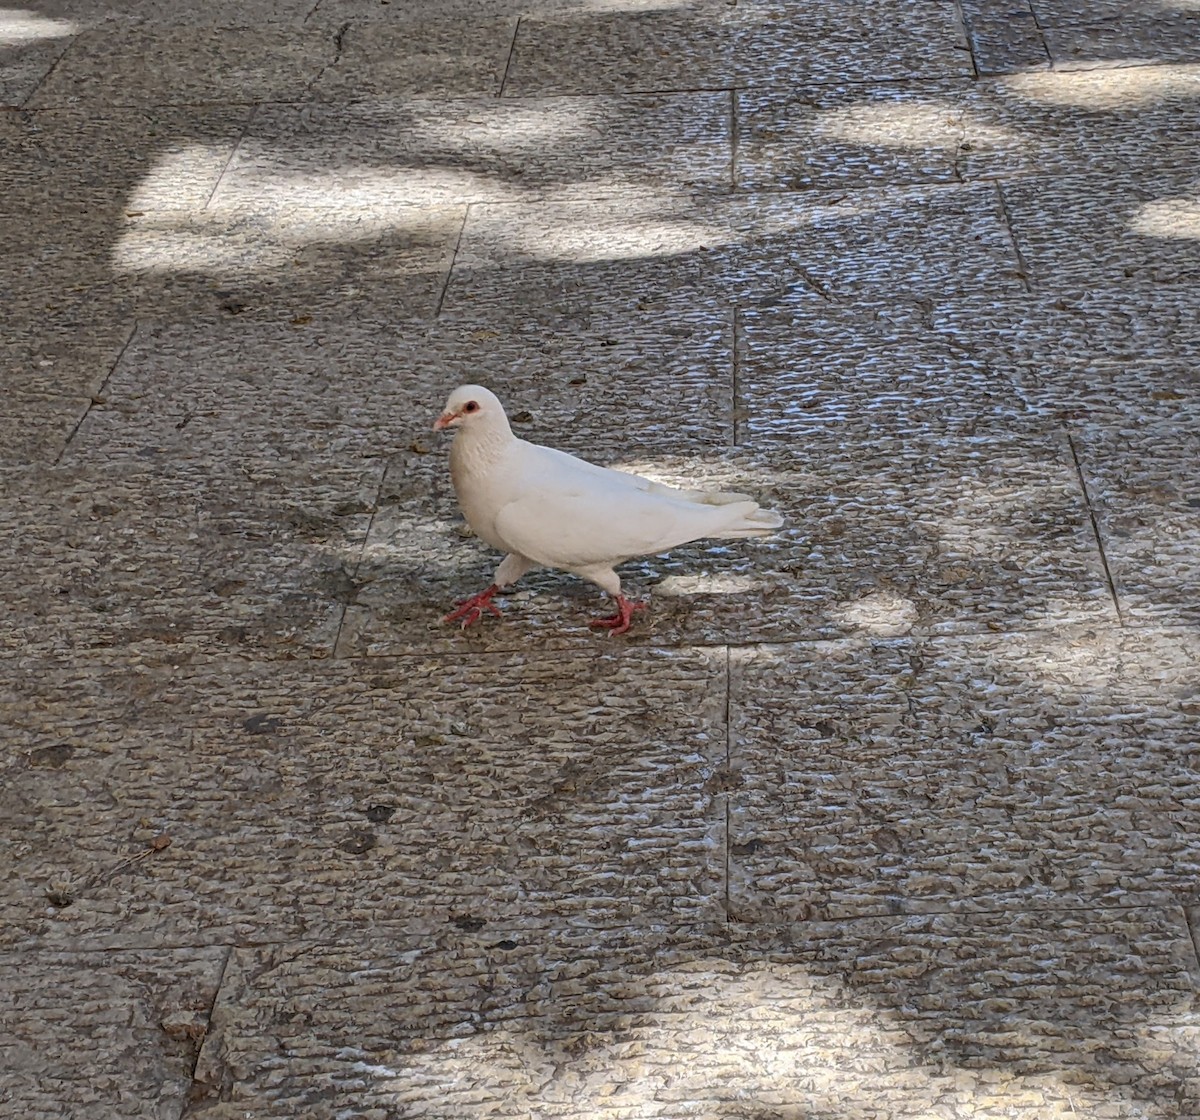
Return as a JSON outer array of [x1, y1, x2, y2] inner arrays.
[[432, 409, 457, 432]]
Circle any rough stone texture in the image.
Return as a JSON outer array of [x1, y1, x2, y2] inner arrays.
[[504, 1, 972, 96], [443, 184, 1026, 318], [27, 25, 336, 109], [960, 0, 1050, 75], [735, 291, 1034, 439], [0, 461, 379, 662], [314, 17, 519, 99], [737, 66, 1200, 190], [0, 106, 251, 209], [0, 36, 73, 109], [0, 396, 89, 466], [12, 0, 316, 23], [1, 199, 462, 331], [1041, 9, 1200, 69], [0, 946, 228, 1119], [730, 627, 1200, 919], [1000, 168, 1200, 289], [216, 94, 732, 208], [0, 650, 726, 948], [913, 286, 1200, 425], [65, 310, 734, 467], [341, 433, 1113, 655], [1074, 421, 1200, 627], [5, 0, 1200, 1116], [187, 913, 1200, 1118]]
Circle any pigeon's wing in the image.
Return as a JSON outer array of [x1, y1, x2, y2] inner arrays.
[[530, 443, 755, 506], [493, 449, 766, 570]]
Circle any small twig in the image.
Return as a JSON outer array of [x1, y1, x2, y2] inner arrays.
[[46, 834, 172, 908]]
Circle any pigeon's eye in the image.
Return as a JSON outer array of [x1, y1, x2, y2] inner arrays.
[[464, 401, 479, 413]]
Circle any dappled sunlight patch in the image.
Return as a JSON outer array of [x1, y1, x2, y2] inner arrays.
[[654, 572, 762, 596], [216, 153, 515, 209], [828, 590, 918, 635], [324, 956, 1148, 1119], [561, 0, 699, 10], [485, 208, 731, 263], [814, 99, 1024, 153], [1130, 195, 1200, 239], [405, 98, 611, 151], [1002, 63, 1200, 109], [0, 8, 77, 46], [112, 199, 456, 277]]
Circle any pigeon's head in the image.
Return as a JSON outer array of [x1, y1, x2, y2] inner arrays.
[[433, 385, 504, 433]]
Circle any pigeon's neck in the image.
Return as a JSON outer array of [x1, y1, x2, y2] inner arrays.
[[450, 417, 516, 479]]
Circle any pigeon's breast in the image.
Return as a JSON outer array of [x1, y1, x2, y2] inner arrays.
[[450, 438, 518, 552]]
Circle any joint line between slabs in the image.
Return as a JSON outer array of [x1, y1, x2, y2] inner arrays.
[[993, 180, 1034, 292], [723, 644, 733, 923], [204, 104, 259, 212], [20, 35, 74, 109], [1066, 429, 1124, 626], [180, 942, 235, 1115], [952, 0, 981, 80], [1026, 0, 1055, 65], [730, 307, 740, 448], [436, 204, 470, 317], [55, 321, 139, 466], [728, 87, 738, 190], [499, 17, 521, 97], [1183, 906, 1200, 975], [332, 458, 392, 658]]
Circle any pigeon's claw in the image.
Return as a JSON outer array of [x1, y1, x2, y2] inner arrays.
[[444, 584, 502, 628], [588, 595, 647, 636]]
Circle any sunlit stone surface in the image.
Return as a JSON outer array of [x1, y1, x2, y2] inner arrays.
[[4, 0, 1200, 1115]]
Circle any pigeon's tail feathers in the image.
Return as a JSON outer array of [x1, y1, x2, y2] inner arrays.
[[644, 479, 754, 506], [707, 500, 784, 539]]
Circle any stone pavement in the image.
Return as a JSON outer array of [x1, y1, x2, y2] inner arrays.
[[3, 0, 1200, 1115]]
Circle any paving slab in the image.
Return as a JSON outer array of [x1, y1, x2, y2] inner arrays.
[[1, 200, 462, 332], [0, 945, 228, 1120], [442, 184, 1025, 318], [0, 461, 380, 662], [342, 430, 1113, 654], [0, 396, 89, 467], [66, 311, 734, 468], [960, 0, 1049, 75], [736, 65, 1200, 191], [736, 290, 1034, 441], [215, 94, 731, 209], [0, 105, 252, 209], [1001, 167, 1200, 289], [730, 625, 1200, 920], [313, 16, 518, 99], [0, 31, 74, 108], [26, 24, 335, 109], [0, 336, 129, 399], [504, 0, 972, 96], [916, 286, 1200, 425], [1040, 7, 1200, 69], [0, 649, 726, 949], [185, 912, 1200, 1118], [1075, 420, 1200, 627], [12, 0, 316, 23], [310, 0, 579, 17]]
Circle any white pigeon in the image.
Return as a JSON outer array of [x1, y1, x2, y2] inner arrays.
[[432, 385, 783, 634]]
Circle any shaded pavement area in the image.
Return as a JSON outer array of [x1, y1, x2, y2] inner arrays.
[[4, 0, 1200, 1116]]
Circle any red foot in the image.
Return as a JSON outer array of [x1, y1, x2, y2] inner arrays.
[[588, 595, 647, 636], [444, 584, 502, 629]]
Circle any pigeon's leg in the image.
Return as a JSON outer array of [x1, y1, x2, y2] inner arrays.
[[588, 595, 647, 636], [444, 585, 502, 628], [443, 553, 533, 629]]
